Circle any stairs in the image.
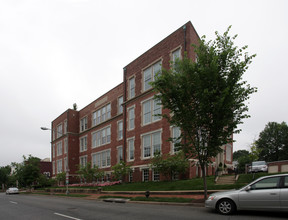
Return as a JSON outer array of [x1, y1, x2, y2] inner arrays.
[[215, 175, 236, 185]]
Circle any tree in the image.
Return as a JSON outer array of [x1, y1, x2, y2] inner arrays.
[[14, 155, 41, 188], [76, 162, 104, 183], [0, 165, 11, 189], [112, 161, 131, 181], [151, 26, 256, 199], [256, 122, 288, 162], [151, 151, 189, 181], [233, 150, 250, 161]]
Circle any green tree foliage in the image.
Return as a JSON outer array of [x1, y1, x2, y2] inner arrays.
[[76, 162, 104, 183], [256, 122, 288, 162], [233, 150, 251, 173], [151, 26, 256, 199], [14, 155, 41, 188], [112, 161, 131, 181], [233, 150, 250, 161], [151, 151, 189, 181], [56, 172, 66, 184], [0, 165, 11, 188]]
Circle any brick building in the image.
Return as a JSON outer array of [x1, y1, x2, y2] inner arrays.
[[50, 21, 233, 183]]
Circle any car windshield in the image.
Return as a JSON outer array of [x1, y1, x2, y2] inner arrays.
[[252, 161, 266, 166]]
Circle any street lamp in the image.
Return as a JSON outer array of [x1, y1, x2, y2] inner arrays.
[[41, 126, 69, 195]]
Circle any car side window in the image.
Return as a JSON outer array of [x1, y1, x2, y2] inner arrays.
[[251, 177, 280, 190], [284, 177, 288, 188]]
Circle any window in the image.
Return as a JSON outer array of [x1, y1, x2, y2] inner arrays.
[[52, 129, 55, 141], [80, 156, 87, 168], [226, 144, 232, 162], [57, 124, 63, 138], [128, 107, 135, 130], [251, 177, 280, 190], [172, 48, 181, 68], [92, 126, 111, 148], [142, 98, 161, 125], [284, 177, 288, 188], [129, 77, 135, 99], [80, 136, 87, 152], [129, 171, 133, 183], [56, 141, 62, 156], [57, 159, 62, 173], [143, 61, 161, 91], [153, 169, 160, 181], [172, 127, 181, 153], [52, 161, 55, 175], [64, 157, 67, 172], [64, 138, 68, 154], [117, 121, 123, 140], [128, 138, 135, 161], [64, 120, 67, 134], [92, 149, 111, 168], [142, 131, 161, 158], [52, 144, 55, 158], [92, 103, 111, 126], [142, 169, 149, 182], [117, 146, 123, 163], [80, 117, 88, 132], [118, 96, 123, 114]]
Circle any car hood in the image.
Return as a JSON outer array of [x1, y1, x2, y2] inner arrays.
[[209, 189, 240, 197]]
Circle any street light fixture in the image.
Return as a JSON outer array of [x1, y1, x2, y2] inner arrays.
[[41, 126, 69, 195]]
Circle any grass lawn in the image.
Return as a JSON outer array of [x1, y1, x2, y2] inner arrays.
[[45, 173, 281, 192]]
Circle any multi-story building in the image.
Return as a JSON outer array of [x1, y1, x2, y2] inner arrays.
[[50, 21, 233, 183]]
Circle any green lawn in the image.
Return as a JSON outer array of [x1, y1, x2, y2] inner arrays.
[[46, 173, 281, 192]]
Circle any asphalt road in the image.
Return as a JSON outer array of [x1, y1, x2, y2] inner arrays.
[[0, 193, 287, 220]]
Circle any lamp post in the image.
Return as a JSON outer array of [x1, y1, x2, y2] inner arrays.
[[41, 126, 69, 195]]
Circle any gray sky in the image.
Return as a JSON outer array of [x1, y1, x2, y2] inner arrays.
[[1, 0, 287, 166]]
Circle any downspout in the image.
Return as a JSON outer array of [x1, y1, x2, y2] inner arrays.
[[123, 67, 127, 163], [183, 24, 187, 52]]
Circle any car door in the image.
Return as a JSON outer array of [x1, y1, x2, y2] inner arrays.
[[280, 176, 288, 211], [238, 176, 281, 211]]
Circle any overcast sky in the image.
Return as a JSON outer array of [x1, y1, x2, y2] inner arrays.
[[0, 0, 287, 166]]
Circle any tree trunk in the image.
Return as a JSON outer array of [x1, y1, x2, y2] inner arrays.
[[201, 164, 208, 200]]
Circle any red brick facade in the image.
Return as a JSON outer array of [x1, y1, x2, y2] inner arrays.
[[50, 21, 233, 183]]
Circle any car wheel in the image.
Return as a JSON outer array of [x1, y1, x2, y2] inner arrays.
[[216, 199, 235, 215]]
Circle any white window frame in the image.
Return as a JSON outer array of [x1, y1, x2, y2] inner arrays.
[[171, 126, 181, 154], [142, 97, 161, 125], [153, 169, 160, 182], [143, 60, 161, 91], [117, 120, 123, 140], [141, 129, 162, 159], [92, 103, 111, 127], [57, 159, 62, 174], [129, 77, 135, 99], [128, 106, 135, 130], [56, 141, 62, 156], [142, 169, 149, 182], [56, 124, 63, 138], [92, 126, 111, 148], [92, 149, 111, 168], [128, 137, 135, 161], [80, 136, 87, 152], [117, 146, 123, 163], [79, 155, 87, 168], [64, 138, 68, 154], [52, 161, 55, 175], [118, 96, 123, 114], [52, 144, 55, 158], [80, 116, 88, 132], [64, 120, 67, 134]]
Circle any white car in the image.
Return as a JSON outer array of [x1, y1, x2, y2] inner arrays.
[[248, 161, 268, 173], [205, 174, 288, 215], [6, 187, 19, 195]]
